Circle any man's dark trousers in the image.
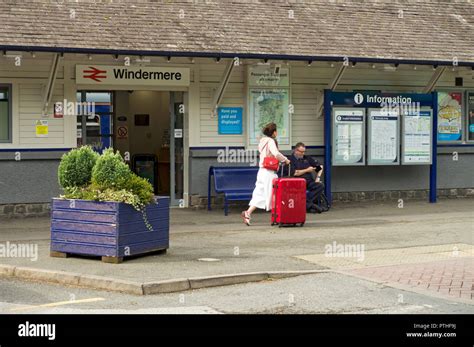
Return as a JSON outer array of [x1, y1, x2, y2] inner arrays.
[[306, 181, 324, 210]]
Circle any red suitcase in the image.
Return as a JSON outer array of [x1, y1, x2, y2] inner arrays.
[[271, 175, 306, 227]]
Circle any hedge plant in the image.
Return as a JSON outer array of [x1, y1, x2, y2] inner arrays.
[[91, 148, 132, 190], [59, 147, 156, 230], [58, 146, 98, 189]]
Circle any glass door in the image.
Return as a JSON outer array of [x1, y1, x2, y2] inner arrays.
[[76, 91, 114, 152]]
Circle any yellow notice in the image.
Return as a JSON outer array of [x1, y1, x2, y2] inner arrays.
[[35, 120, 49, 137]]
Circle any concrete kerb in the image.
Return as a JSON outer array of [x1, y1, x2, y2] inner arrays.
[[13, 266, 81, 287], [0, 264, 15, 277], [78, 275, 144, 295], [142, 278, 191, 295], [0, 264, 328, 295], [189, 272, 269, 290]]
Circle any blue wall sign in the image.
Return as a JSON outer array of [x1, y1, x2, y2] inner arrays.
[[218, 107, 243, 135]]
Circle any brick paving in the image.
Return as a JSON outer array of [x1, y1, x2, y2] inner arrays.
[[348, 257, 473, 301], [296, 244, 473, 302]]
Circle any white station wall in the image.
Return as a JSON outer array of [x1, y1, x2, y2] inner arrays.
[[0, 53, 67, 148], [193, 61, 474, 148], [1, 54, 473, 150]]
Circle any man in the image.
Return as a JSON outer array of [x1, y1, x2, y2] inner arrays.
[[288, 142, 324, 213]]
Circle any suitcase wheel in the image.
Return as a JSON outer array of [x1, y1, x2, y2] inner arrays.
[[300, 223, 304, 227]]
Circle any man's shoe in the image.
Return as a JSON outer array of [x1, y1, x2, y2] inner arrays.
[[308, 205, 323, 214]]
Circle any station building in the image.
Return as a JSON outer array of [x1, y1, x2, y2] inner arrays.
[[0, 1, 473, 216]]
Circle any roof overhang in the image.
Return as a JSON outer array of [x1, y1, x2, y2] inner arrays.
[[1, 45, 474, 68]]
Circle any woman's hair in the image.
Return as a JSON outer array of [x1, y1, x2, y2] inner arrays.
[[262, 122, 277, 137]]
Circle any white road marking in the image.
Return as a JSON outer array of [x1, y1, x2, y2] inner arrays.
[[9, 297, 105, 312]]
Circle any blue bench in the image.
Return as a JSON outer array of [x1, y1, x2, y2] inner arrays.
[[208, 166, 258, 215]]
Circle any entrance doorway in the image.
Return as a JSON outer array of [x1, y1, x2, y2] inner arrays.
[[114, 90, 185, 206], [76, 90, 185, 206]]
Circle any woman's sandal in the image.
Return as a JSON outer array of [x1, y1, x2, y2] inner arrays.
[[241, 211, 251, 226]]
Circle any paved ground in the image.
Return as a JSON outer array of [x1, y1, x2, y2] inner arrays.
[[0, 198, 473, 313], [1, 273, 472, 314], [295, 243, 474, 302], [347, 257, 473, 301]]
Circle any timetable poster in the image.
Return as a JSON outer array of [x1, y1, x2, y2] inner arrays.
[[368, 109, 399, 165], [332, 108, 365, 166], [402, 110, 432, 164]]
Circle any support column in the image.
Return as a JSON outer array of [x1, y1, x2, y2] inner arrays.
[[323, 89, 332, 203], [429, 92, 438, 203]]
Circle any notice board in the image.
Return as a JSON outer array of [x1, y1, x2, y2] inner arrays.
[[332, 108, 365, 166]]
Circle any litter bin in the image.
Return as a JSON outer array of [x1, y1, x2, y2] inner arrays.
[[132, 154, 157, 194]]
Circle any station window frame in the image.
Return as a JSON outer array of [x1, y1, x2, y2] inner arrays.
[[0, 84, 12, 143]]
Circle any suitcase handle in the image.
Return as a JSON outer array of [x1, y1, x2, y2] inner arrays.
[[279, 163, 291, 177], [272, 165, 289, 224]]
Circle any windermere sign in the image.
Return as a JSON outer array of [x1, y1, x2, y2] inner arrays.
[[76, 65, 190, 86]]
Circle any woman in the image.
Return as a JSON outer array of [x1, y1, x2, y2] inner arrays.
[[241, 123, 290, 225]]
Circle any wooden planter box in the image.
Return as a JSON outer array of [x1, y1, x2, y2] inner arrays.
[[50, 196, 169, 263]]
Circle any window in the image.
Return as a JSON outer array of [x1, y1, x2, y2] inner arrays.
[[76, 91, 114, 152], [0, 85, 11, 143]]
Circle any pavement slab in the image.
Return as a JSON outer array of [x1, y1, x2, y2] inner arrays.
[[0, 199, 472, 295]]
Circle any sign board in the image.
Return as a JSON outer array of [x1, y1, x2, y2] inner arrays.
[[248, 65, 289, 87], [35, 120, 49, 137], [76, 65, 190, 86], [367, 108, 400, 165], [332, 108, 365, 166], [117, 126, 128, 140], [402, 109, 432, 165], [330, 92, 433, 108], [218, 107, 243, 135]]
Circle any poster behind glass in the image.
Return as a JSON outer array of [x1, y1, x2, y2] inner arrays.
[[437, 91, 462, 142], [249, 88, 290, 146], [468, 92, 474, 141]]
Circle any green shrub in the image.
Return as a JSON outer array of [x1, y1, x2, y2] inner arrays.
[[91, 148, 132, 189], [61, 149, 156, 231], [123, 174, 155, 207], [63, 185, 140, 206], [63, 175, 153, 207], [58, 146, 99, 189]]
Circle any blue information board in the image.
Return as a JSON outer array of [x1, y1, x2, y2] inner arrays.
[[218, 107, 243, 135]]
